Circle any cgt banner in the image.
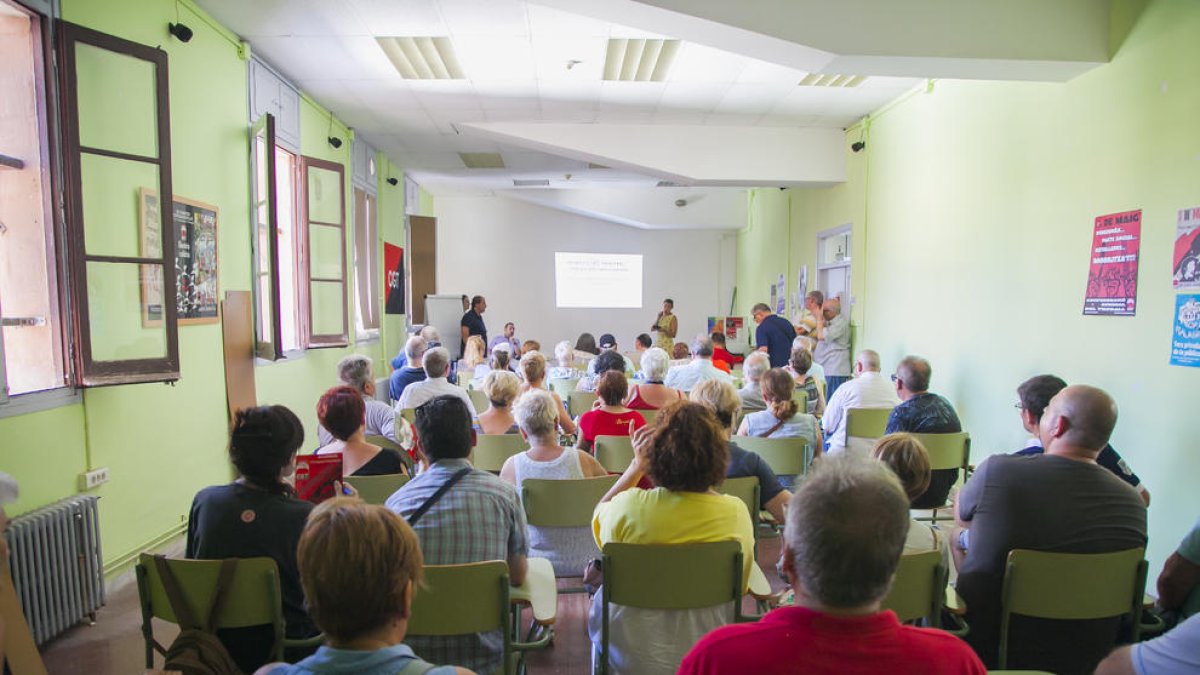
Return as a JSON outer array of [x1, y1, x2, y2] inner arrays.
[[1083, 209, 1141, 316], [385, 242, 405, 315]]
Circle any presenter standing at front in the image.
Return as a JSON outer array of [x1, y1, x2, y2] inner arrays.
[[460, 295, 488, 358], [651, 298, 678, 352]]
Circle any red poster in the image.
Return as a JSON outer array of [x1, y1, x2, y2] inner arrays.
[[1083, 210, 1141, 316], [384, 243, 405, 315], [294, 453, 343, 504]]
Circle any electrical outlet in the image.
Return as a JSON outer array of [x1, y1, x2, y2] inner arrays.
[[79, 467, 109, 490]]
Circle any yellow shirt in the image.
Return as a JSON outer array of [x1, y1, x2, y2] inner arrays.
[[593, 487, 755, 588]]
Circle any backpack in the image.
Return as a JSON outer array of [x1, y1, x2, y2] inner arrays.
[[154, 555, 244, 675]]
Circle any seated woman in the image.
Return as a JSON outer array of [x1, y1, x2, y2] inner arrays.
[[460, 335, 486, 379], [577, 371, 646, 453], [690, 379, 792, 524], [187, 405, 321, 672], [547, 340, 582, 381], [499, 390, 608, 576], [625, 347, 685, 410], [872, 433, 949, 566], [589, 402, 755, 675], [316, 386, 407, 476], [472, 343, 515, 385], [737, 368, 822, 453], [574, 332, 600, 362], [256, 498, 472, 675], [474, 370, 521, 435], [672, 342, 691, 361], [791, 335, 825, 394], [786, 347, 826, 419], [520, 351, 577, 436]]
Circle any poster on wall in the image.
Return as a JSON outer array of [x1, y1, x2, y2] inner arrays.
[[775, 273, 787, 314], [1173, 206, 1200, 290], [1082, 209, 1141, 316], [1170, 294, 1200, 367], [384, 242, 406, 315], [707, 317, 725, 336], [139, 189, 219, 326]]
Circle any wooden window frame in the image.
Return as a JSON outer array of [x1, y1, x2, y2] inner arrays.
[[352, 186, 380, 340], [298, 156, 348, 348], [57, 21, 179, 386], [250, 113, 284, 361]]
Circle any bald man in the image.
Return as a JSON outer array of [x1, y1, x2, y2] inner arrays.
[[953, 386, 1147, 672]]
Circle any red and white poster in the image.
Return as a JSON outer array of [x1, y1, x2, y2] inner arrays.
[[384, 242, 405, 315], [1083, 209, 1141, 316], [1173, 206, 1200, 290]]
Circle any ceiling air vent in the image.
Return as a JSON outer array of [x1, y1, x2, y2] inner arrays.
[[513, 179, 551, 187], [458, 153, 506, 169], [377, 37, 465, 80], [656, 180, 681, 187], [603, 38, 679, 81], [798, 73, 866, 88]]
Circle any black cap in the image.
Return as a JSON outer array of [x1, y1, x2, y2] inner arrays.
[[599, 333, 617, 348]]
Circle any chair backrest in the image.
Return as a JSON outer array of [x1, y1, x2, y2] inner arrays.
[[365, 435, 414, 473], [717, 476, 760, 531], [522, 475, 619, 528], [845, 407, 892, 439], [568, 390, 598, 417], [373, 377, 390, 403], [732, 436, 808, 476], [398, 408, 416, 424], [547, 378, 577, 400], [636, 409, 657, 425], [602, 541, 742, 610], [911, 432, 970, 471], [472, 434, 529, 472], [408, 561, 510, 636], [343, 473, 410, 505], [790, 389, 807, 412], [881, 550, 945, 626], [468, 388, 489, 414], [594, 435, 634, 473]]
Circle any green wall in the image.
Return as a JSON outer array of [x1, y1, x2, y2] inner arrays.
[[737, 0, 1200, 576], [0, 0, 412, 573]]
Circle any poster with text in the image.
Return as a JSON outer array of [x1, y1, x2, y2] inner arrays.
[[1173, 206, 1200, 290], [1083, 209, 1141, 316], [775, 273, 787, 314], [1170, 294, 1200, 367], [384, 243, 406, 315]]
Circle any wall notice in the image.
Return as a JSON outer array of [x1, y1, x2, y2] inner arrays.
[[1173, 206, 1200, 290], [1083, 209, 1141, 316], [384, 243, 406, 315], [1170, 294, 1200, 367]]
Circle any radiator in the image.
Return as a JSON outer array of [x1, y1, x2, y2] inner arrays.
[[4, 495, 105, 645]]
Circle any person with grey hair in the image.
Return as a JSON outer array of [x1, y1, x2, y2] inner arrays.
[[885, 355, 962, 509], [624, 347, 685, 410], [318, 355, 399, 446], [395, 347, 477, 416], [547, 340, 580, 381], [389, 335, 428, 401], [812, 297, 851, 398], [737, 351, 770, 412], [680, 455, 985, 675], [390, 325, 442, 371], [822, 349, 900, 455], [663, 335, 733, 393], [500, 390, 607, 576]]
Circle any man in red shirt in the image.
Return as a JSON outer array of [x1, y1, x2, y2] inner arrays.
[[710, 331, 742, 372], [679, 454, 985, 675]]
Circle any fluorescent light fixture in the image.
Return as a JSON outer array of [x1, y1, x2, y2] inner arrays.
[[603, 38, 679, 81], [459, 152, 506, 169], [799, 72, 867, 88], [513, 179, 551, 187], [377, 37, 466, 80]]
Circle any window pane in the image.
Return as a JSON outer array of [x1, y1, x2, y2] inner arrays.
[[310, 281, 344, 336], [306, 165, 341, 223], [75, 42, 158, 157], [275, 148, 300, 352], [253, 134, 275, 351], [81, 153, 160, 258], [353, 190, 379, 335], [85, 262, 167, 361], [309, 223, 343, 280]]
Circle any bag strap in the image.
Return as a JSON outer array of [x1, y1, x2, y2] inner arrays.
[[407, 467, 472, 526], [153, 555, 199, 630], [757, 418, 787, 438], [202, 558, 239, 631]]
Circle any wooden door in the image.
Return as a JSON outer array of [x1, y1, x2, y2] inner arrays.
[[408, 215, 436, 324]]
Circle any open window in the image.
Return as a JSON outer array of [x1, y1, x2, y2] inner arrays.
[[352, 186, 379, 339], [300, 157, 348, 347]]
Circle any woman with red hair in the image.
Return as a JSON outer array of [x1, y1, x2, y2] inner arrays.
[[316, 386, 408, 476]]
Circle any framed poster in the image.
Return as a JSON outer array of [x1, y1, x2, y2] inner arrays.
[[1082, 209, 1141, 316], [140, 189, 220, 326]]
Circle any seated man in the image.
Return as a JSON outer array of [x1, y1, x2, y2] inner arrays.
[[886, 355, 961, 508], [737, 352, 770, 412], [319, 355, 398, 446], [392, 325, 441, 371], [396, 347, 477, 417], [1156, 518, 1200, 622], [664, 336, 734, 393], [1011, 374, 1150, 505], [954, 385, 1147, 672], [679, 454, 985, 675], [1094, 612, 1200, 675], [821, 349, 899, 454], [390, 336, 428, 402], [710, 331, 743, 370], [587, 333, 635, 375], [385, 396, 527, 674]]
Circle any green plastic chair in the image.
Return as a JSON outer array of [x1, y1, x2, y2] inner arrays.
[[343, 472, 409, 505], [732, 436, 809, 476], [548, 378, 578, 401], [717, 476, 762, 550], [594, 435, 634, 473], [408, 560, 552, 675], [844, 406, 893, 453], [365, 434, 414, 474], [472, 434, 529, 473], [569, 390, 598, 417], [880, 549, 967, 635], [790, 389, 808, 412], [521, 476, 619, 586], [468, 388, 490, 414], [636, 409, 657, 426], [136, 554, 323, 668], [997, 547, 1147, 670], [596, 541, 750, 675], [911, 431, 970, 523], [398, 407, 417, 424]]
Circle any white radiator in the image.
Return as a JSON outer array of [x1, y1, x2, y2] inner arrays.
[[4, 495, 105, 645]]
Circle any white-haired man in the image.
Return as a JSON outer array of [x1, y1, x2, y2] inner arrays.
[[821, 350, 899, 454], [318, 355, 398, 446], [388, 336, 428, 402], [737, 352, 770, 412], [395, 347, 477, 416], [664, 335, 733, 393]]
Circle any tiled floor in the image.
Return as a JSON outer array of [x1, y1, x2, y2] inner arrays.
[[40, 536, 786, 674]]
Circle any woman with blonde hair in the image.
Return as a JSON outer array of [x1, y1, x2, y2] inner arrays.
[[737, 369, 821, 453], [625, 347, 685, 410], [519, 351, 577, 436], [461, 335, 486, 372], [872, 433, 948, 565], [474, 370, 522, 435]]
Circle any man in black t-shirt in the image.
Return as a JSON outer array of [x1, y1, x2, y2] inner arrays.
[[459, 294, 487, 357], [751, 302, 796, 368], [886, 355, 962, 509]]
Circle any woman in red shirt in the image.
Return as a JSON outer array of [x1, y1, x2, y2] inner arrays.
[[578, 371, 646, 453]]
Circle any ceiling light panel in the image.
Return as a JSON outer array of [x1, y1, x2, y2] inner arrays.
[[377, 37, 466, 80], [459, 152, 506, 169], [603, 38, 680, 81], [798, 73, 868, 87]]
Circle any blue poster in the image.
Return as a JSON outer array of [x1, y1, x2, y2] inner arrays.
[[1170, 294, 1200, 367]]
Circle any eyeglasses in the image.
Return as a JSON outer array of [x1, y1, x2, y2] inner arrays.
[[889, 374, 899, 383], [1013, 402, 1024, 409]]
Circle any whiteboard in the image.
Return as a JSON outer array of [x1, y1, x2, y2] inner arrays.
[[424, 294, 467, 357]]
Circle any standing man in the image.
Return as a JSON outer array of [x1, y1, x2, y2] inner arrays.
[[752, 302, 795, 368], [813, 297, 851, 398], [460, 295, 487, 358]]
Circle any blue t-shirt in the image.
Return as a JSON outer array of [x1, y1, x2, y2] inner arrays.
[[390, 366, 427, 402], [263, 643, 456, 675], [726, 441, 786, 507], [755, 314, 795, 368]]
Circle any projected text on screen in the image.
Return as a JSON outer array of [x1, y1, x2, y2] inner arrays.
[[555, 252, 643, 308]]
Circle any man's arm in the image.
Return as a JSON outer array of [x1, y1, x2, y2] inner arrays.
[[1157, 551, 1200, 611], [1094, 645, 1136, 675], [507, 554, 528, 587], [460, 324, 470, 352], [764, 490, 791, 525]]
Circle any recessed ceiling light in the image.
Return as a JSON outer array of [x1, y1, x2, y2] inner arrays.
[[799, 73, 867, 88], [513, 179, 551, 187], [459, 153, 506, 169], [603, 38, 679, 81], [377, 37, 465, 80]]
